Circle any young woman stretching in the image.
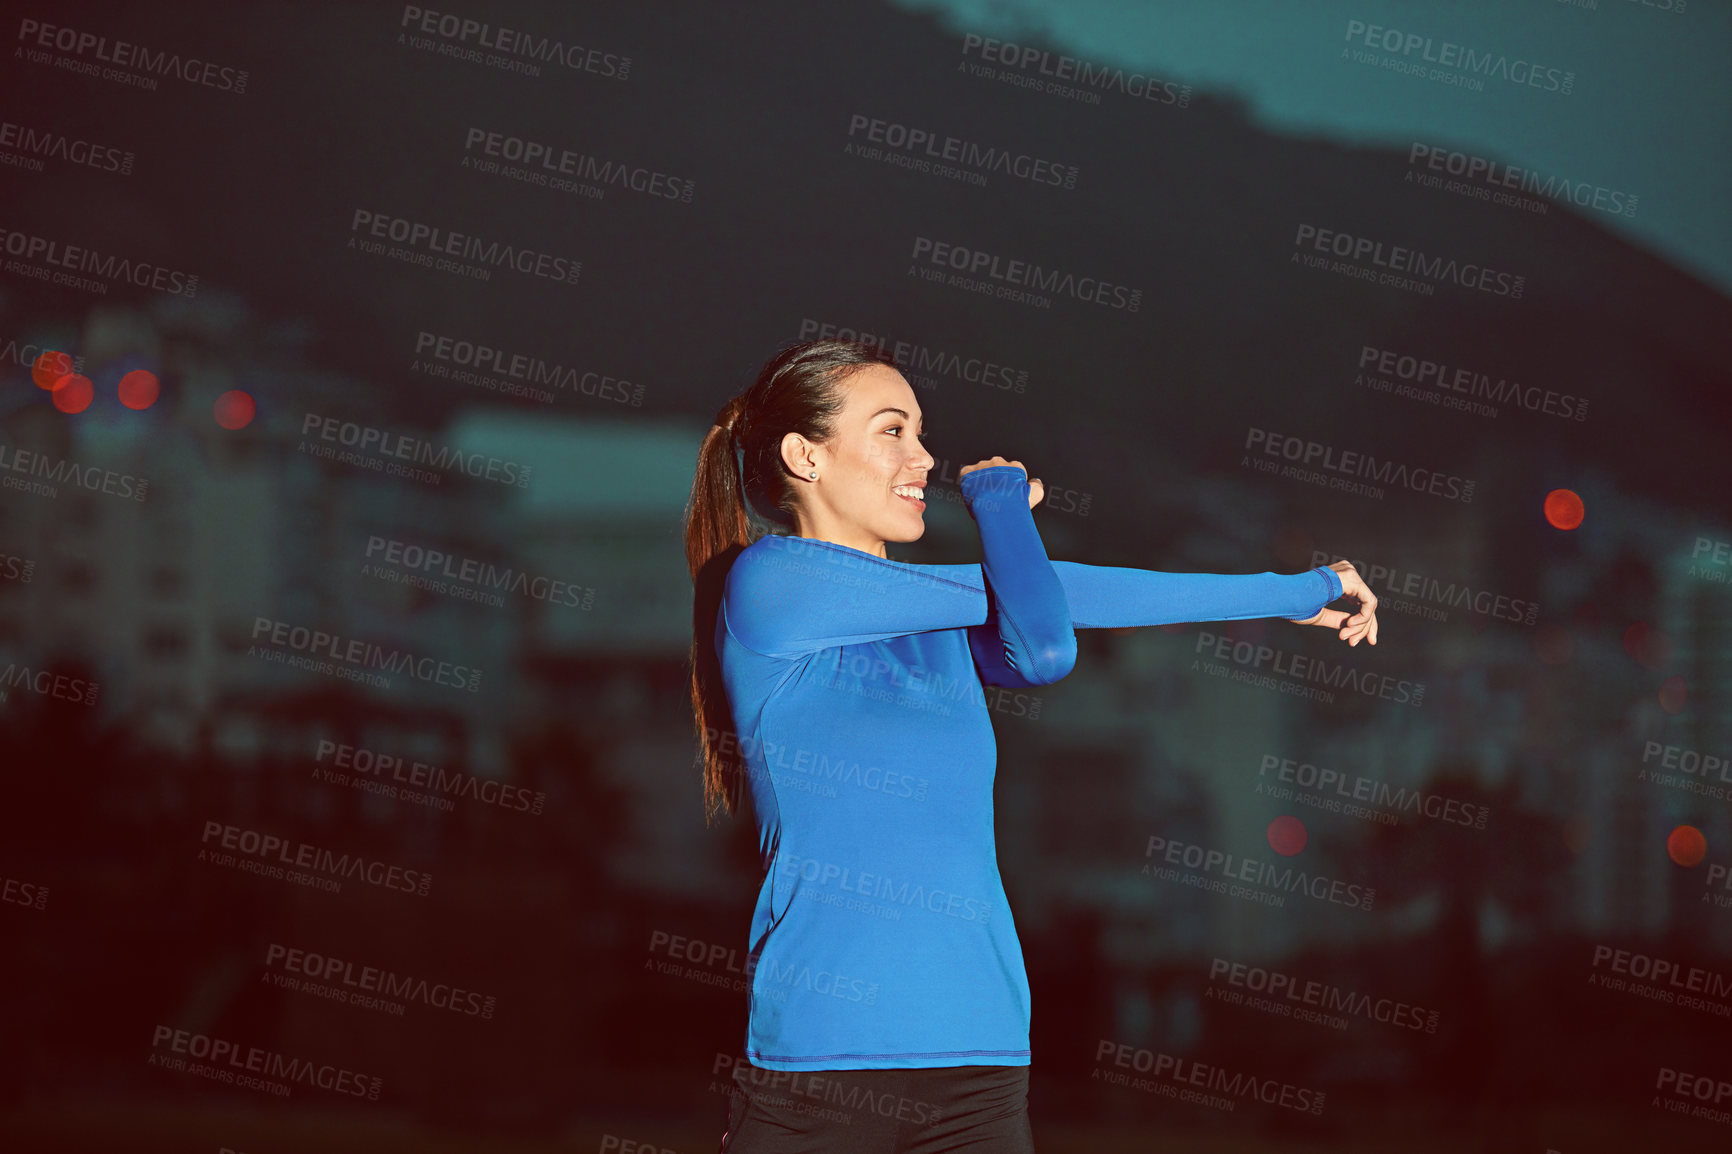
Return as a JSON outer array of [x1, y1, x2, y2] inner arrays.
[[684, 340, 1379, 1152]]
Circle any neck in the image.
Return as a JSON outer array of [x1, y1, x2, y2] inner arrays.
[[792, 512, 888, 558]]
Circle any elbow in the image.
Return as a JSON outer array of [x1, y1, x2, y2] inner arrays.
[[1023, 633, 1078, 686]]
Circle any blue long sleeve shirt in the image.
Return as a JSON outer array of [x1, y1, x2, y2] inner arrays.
[[714, 465, 1343, 1070]]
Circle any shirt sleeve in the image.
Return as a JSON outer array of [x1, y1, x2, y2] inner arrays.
[[1047, 560, 1343, 627], [720, 466, 1077, 683], [902, 560, 1343, 629]]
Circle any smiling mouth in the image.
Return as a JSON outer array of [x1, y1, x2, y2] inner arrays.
[[892, 484, 926, 509]]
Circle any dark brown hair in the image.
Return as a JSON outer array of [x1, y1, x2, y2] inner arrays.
[[683, 339, 899, 823]]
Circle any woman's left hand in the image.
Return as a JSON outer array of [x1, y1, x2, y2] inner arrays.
[[1290, 560, 1378, 646]]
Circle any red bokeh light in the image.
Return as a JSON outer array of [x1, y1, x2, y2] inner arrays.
[[118, 370, 160, 410], [1267, 815, 1307, 856], [31, 350, 73, 390], [51, 374, 94, 413], [214, 389, 256, 429], [1668, 825, 1706, 868], [1544, 489, 1584, 530]]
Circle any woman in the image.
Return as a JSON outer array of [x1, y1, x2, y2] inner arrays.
[[684, 339, 1378, 1152]]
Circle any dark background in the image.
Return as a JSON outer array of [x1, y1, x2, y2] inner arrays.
[[2, 1, 1730, 1150]]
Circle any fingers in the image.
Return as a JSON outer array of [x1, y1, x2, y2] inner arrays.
[[1329, 561, 1379, 647], [960, 456, 1028, 475]]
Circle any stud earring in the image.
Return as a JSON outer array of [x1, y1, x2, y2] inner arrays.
[[808, 470, 818, 479]]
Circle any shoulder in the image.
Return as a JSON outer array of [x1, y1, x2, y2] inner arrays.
[[723, 535, 810, 617]]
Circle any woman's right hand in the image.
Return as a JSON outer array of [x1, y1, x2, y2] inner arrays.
[[959, 457, 1045, 509], [1290, 560, 1379, 646]]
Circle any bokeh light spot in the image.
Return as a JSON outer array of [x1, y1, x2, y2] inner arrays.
[[1544, 489, 1584, 530], [1659, 675, 1688, 714], [31, 350, 73, 390], [1668, 825, 1706, 868], [1622, 622, 1673, 670], [214, 389, 256, 430], [1267, 815, 1307, 856], [118, 369, 160, 410], [51, 374, 93, 414]]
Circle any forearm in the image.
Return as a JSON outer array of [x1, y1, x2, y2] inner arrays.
[[1051, 561, 1342, 628], [963, 467, 1076, 684]]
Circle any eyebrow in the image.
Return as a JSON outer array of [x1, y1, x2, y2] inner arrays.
[[870, 407, 925, 426]]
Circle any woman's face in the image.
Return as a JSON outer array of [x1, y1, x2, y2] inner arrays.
[[782, 364, 935, 552]]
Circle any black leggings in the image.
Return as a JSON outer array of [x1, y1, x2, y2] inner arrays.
[[719, 1059, 1034, 1153]]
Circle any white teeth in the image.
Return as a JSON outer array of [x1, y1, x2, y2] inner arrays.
[[893, 485, 924, 499]]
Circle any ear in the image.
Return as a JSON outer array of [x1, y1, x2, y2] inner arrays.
[[779, 431, 817, 478]]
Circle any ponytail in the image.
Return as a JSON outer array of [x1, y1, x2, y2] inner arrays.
[[683, 339, 897, 822], [685, 394, 759, 824]]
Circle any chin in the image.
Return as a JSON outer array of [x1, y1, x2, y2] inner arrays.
[[884, 521, 927, 544]]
